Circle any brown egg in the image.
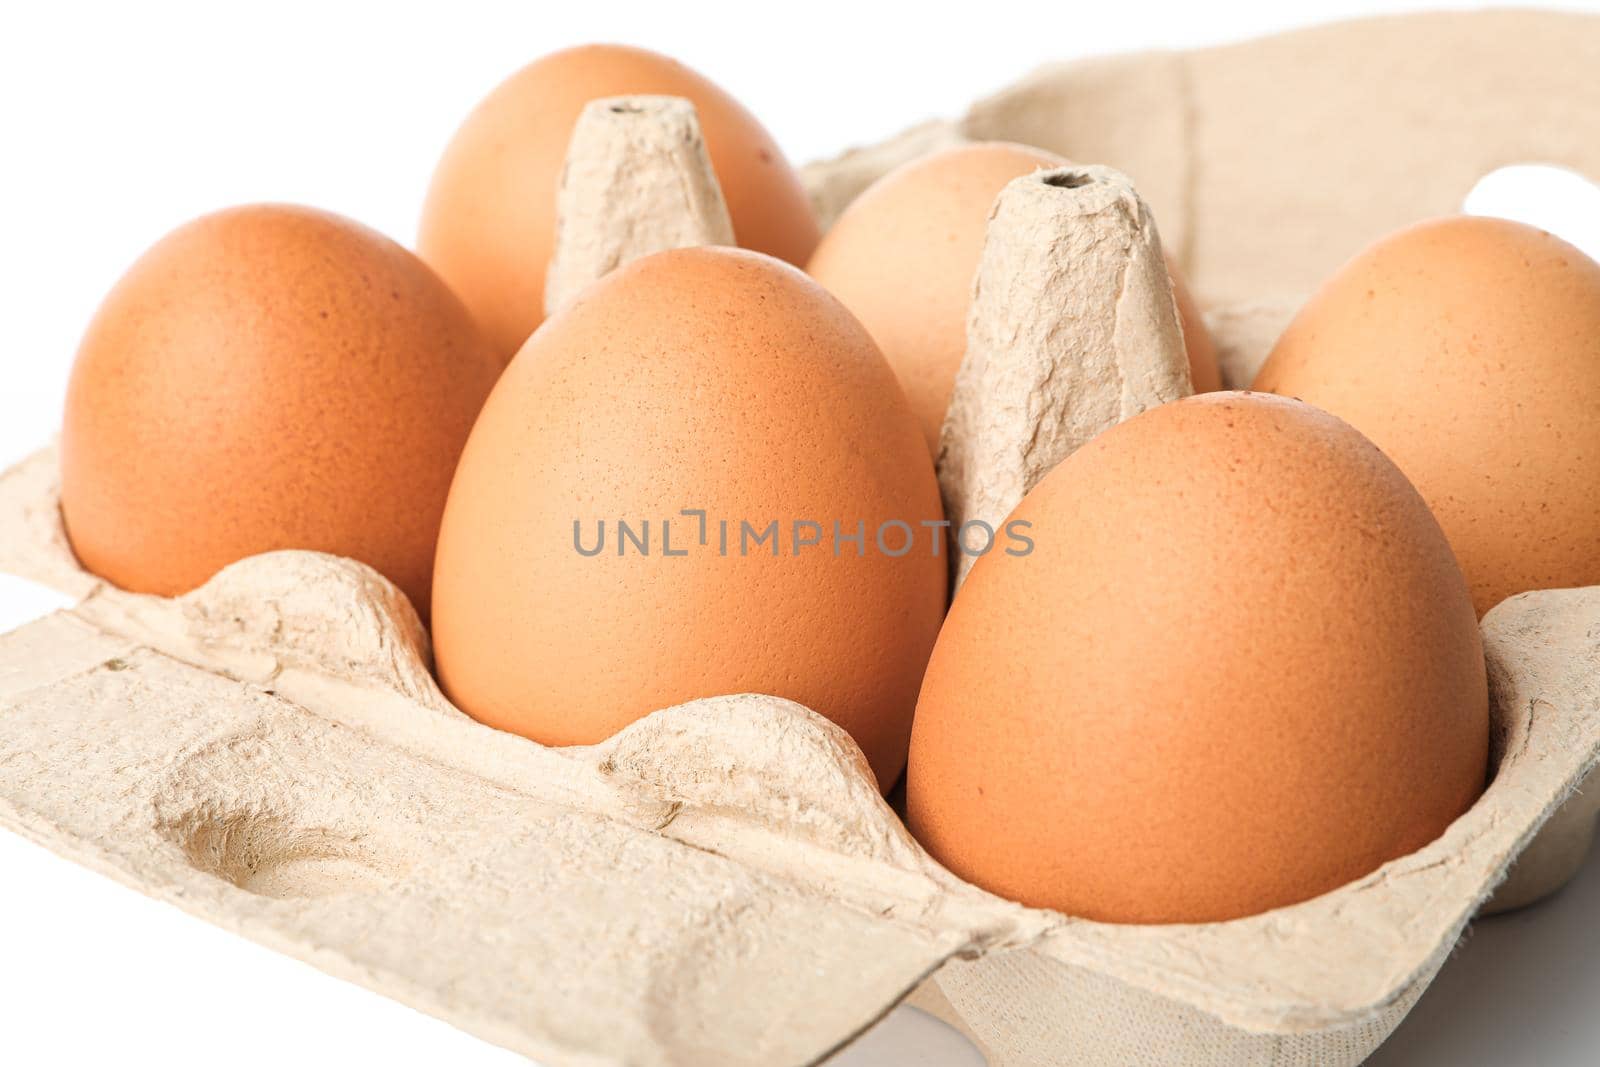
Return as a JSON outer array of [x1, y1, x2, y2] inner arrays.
[[61, 204, 502, 618], [1254, 215, 1600, 616], [907, 392, 1487, 924], [419, 44, 821, 359], [432, 246, 946, 789], [1169, 266, 1220, 392], [807, 142, 1219, 452]]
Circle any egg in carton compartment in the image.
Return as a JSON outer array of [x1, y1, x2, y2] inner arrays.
[[803, 5, 1600, 923], [1, 9, 1599, 1066]]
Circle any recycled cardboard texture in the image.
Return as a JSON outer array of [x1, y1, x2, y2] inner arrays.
[[0, 453, 1046, 1066], [544, 95, 735, 317], [804, 8, 1600, 387], [808, 10, 1600, 305], [807, 4, 1600, 912], [920, 588, 1600, 1067], [3, 440, 1598, 1067], [936, 164, 1190, 587], [1204, 299, 1301, 388], [1490, 764, 1600, 913], [2, 11, 1600, 1067]]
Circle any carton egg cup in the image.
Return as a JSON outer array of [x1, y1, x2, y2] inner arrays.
[[3, 10, 1599, 1066]]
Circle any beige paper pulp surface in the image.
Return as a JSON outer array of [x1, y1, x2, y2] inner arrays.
[[805, 9, 1600, 309], [0, 454, 1045, 1066], [544, 95, 735, 316], [2, 11, 1599, 1067], [807, 1, 1600, 904], [937, 164, 1191, 588], [801, 11, 1600, 1062], [3, 443, 1598, 1067]]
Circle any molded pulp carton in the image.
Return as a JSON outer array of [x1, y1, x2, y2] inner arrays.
[[2, 10, 1597, 1066]]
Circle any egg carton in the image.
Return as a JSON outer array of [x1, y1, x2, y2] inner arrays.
[[805, 5, 1600, 916], [2, 9, 1599, 1067]]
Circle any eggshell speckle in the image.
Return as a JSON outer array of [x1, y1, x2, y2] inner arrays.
[[60, 204, 502, 619], [419, 44, 822, 359], [907, 392, 1488, 923], [431, 246, 946, 789], [1254, 215, 1600, 616], [807, 142, 1219, 452]]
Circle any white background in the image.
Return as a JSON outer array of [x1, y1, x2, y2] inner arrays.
[[2, 1, 1599, 1063]]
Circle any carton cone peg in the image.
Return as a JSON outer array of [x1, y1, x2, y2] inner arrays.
[[938, 164, 1193, 588], [544, 95, 736, 316]]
